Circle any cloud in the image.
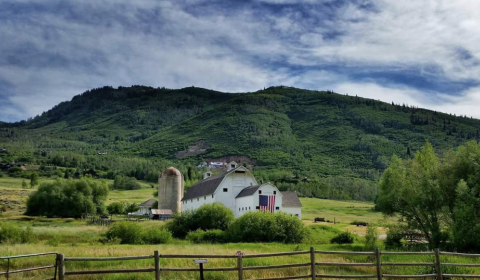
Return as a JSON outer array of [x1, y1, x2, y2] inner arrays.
[[1, 0, 480, 121]]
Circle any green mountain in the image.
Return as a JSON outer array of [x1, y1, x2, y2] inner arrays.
[[1, 85, 480, 200]]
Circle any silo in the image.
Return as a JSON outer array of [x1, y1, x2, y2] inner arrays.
[[158, 167, 183, 213]]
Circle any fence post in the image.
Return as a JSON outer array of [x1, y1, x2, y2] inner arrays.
[[154, 250, 160, 280], [375, 248, 382, 280], [53, 254, 58, 280], [6, 258, 9, 280], [237, 255, 243, 280], [435, 249, 443, 280], [58, 253, 65, 280], [310, 247, 316, 280]]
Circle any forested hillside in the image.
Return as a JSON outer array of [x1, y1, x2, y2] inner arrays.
[[1, 85, 479, 201]]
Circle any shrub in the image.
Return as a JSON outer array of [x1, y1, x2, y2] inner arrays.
[[107, 202, 126, 215], [8, 167, 23, 177], [194, 203, 234, 231], [186, 229, 205, 244], [142, 228, 172, 244], [228, 212, 307, 243], [104, 221, 143, 244], [187, 229, 226, 244], [26, 178, 109, 218], [385, 224, 405, 248], [0, 223, 35, 244], [364, 225, 379, 250], [111, 175, 141, 190], [330, 231, 354, 244], [167, 203, 234, 238]]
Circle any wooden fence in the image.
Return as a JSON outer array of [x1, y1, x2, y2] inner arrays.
[[0, 252, 58, 280], [3, 249, 480, 279]]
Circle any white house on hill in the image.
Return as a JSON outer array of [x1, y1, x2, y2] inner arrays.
[[182, 164, 302, 218]]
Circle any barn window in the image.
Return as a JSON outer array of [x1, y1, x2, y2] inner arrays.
[[249, 207, 251, 210], [191, 199, 192, 203], [295, 214, 299, 217], [223, 188, 228, 192], [239, 208, 240, 211], [204, 196, 206, 200], [256, 206, 259, 209], [259, 190, 262, 194], [197, 198, 199, 201], [212, 194, 214, 198], [273, 191, 276, 195], [276, 207, 279, 210]]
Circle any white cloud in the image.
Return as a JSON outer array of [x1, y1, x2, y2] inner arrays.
[[1, 0, 480, 121]]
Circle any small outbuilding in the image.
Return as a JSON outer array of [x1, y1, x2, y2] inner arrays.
[[136, 199, 156, 216], [150, 209, 173, 220]]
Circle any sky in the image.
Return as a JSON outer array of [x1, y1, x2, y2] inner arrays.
[[1, 0, 480, 122]]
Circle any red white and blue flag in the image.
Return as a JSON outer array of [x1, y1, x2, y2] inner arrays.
[[259, 195, 275, 212]]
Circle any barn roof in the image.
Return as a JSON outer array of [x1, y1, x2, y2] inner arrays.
[[138, 198, 156, 207], [281, 191, 302, 208], [182, 166, 249, 201], [236, 185, 260, 198]]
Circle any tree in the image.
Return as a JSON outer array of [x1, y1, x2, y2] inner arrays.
[[451, 180, 480, 252], [26, 178, 108, 218], [377, 142, 445, 248], [378, 140, 480, 250], [30, 172, 39, 188], [125, 203, 139, 214]]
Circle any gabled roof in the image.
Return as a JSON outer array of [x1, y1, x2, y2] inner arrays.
[[138, 198, 156, 207], [236, 185, 260, 198], [182, 166, 251, 201], [281, 191, 302, 208]]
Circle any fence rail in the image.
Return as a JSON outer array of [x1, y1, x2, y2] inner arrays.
[[3, 249, 480, 279]]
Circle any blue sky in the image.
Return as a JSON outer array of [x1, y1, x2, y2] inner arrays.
[[1, 0, 480, 122]]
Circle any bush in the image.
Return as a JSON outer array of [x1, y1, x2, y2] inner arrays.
[[26, 178, 109, 218], [228, 212, 307, 243], [364, 225, 379, 250], [111, 175, 141, 190], [142, 228, 172, 244], [107, 202, 126, 215], [167, 203, 234, 238], [105, 221, 143, 244], [186, 229, 226, 244], [104, 222, 172, 244], [384, 224, 405, 248], [0, 223, 35, 244], [330, 231, 354, 244]]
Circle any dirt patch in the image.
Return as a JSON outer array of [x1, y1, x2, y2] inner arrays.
[[175, 140, 209, 159]]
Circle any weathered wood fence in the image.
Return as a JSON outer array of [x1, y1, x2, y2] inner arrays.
[[3, 249, 480, 279], [0, 252, 58, 280]]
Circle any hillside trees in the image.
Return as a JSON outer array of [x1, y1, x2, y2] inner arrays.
[[377, 140, 480, 250], [26, 178, 109, 218]]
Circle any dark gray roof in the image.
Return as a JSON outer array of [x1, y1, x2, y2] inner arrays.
[[281, 192, 302, 207], [182, 167, 247, 201], [236, 185, 260, 198], [138, 198, 156, 207]]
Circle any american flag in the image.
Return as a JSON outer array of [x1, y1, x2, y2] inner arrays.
[[259, 195, 275, 212]]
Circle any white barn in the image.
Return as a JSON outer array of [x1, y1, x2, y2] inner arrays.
[[182, 164, 302, 219]]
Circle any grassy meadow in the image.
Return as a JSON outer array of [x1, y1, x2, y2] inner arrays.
[[0, 176, 407, 279]]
